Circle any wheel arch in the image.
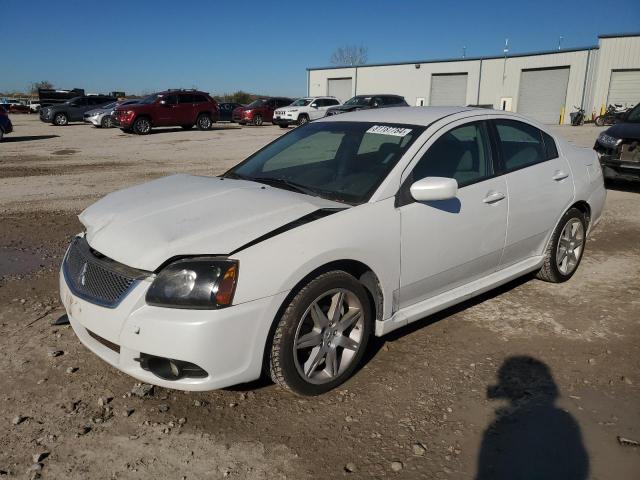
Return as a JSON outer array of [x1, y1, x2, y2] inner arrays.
[[260, 259, 384, 372], [568, 200, 591, 226]]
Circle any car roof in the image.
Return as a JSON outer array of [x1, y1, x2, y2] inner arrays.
[[320, 106, 481, 126]]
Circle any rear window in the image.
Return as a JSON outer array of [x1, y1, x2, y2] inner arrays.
[[494, 120, 547, 171]]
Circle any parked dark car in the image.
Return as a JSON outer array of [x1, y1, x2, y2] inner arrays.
[[9, 102, 30, 114], [112, 90, 219, 135], [232, 97, 293, 126], [326, 94, 409, 116], [218, 102, 243, 122], [38, 88, 85, 108], [0, 107, 13, 141], [594, 102, 640, 181], [39, 95, 116, 125]]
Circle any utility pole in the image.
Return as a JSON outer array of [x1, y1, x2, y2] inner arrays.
[[502, 38, 509, 85], [462, 46, 466, 59], [558, 35, 564, 50]]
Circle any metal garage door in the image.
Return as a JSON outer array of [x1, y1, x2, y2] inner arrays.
[[327, 78, 352, 103], [607, 70, 640, 108], [430, 73, 468, 106], [517, 67, 570, 124]]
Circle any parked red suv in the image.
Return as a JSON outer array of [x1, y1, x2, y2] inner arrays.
[[232, 97, 293, 126], [113, 90, 219, 135]]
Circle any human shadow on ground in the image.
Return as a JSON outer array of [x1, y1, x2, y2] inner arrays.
[[475, 355, 589, 480]]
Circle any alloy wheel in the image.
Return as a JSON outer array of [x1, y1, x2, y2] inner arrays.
[[198, 115, 211, 129], [135, 118, 151, 134], [254, 114, 263, 126], [556, 218, 585, 275], [55, 113, 68, 126], [293, 288, 364, 384]]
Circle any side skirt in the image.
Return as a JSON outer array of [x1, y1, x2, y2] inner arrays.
[[375, 256, 544, 336]]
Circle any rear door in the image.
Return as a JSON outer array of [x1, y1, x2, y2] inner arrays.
[[178, 94, 197, 125], [491, 118, 574, 267], [69, 97, 88, 120], [398, 118, 508, 308]]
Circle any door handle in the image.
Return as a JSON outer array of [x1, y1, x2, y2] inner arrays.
[[483, 191, 506, 204], [553, 171, 569, 181]]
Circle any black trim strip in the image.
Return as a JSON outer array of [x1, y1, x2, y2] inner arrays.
[[228, 208, 345, 256]]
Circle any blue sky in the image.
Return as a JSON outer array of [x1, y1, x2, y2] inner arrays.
[[3, 0, 639, 97]]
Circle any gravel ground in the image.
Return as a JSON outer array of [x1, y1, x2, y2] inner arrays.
[[1, 116, 639, 479]]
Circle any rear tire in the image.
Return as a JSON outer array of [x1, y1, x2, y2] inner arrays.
[[268, 271, 372, 396], [594, 116, 604, 127], [132, 117, 151, 135], [196, 114, 212, 130], [536, 208, 587, 283], [53, 113, 68, 126]]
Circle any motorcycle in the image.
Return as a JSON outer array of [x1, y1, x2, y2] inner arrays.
[[570, 106, 585, 126], [595, 104, 630, 126]]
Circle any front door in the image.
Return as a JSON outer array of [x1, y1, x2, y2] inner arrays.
[[398, 119, 508, 309], [156, 94, 178, 126]]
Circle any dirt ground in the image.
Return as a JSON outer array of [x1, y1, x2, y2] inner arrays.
[[1, 115, 639, 479]]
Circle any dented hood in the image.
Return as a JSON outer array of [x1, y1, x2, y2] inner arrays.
[[80, 174, 344, 271]]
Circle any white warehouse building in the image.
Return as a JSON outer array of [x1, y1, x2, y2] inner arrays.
[[307, 32, 640, 124]]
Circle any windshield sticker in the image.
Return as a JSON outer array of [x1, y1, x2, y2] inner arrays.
[[367, 125, 412, 137]]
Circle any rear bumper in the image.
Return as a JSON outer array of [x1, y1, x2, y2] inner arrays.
[[60, 268, 288, 391]]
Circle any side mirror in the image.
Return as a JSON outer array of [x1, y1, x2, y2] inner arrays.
[[310, 103, 318, 108], [410, 177, 458, 202]]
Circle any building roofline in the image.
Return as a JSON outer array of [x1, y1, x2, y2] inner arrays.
[[598, 32, 640, 39], [307, 45, 599, 71]]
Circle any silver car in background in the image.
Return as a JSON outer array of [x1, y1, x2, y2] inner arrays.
[[84, 99, 138, 128]]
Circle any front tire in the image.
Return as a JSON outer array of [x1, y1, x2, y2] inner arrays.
[[268, 271, 373, 396], [132, 117, 151, 135], [594, 116, 605, 127], [253, 114, 263, 126], [196, 114, 212, 130], [537, 208, 587, 283], [101, 116, 113, 128], [297, 114, 309, 126], [53, 113, 68, 126]]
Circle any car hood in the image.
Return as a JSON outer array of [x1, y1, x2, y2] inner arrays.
[[79, 174, 345, 271], [605, 122, 640, 140], [85, 108, 105, 116]]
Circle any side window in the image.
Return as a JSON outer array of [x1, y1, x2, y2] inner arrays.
[[179, 94, 194, 104], [328, 99, 340, 106], [542, 131, 559, 160], [314, 99, 325, 107], [278, 99, 291, 107], [411, 121, 493, 187], [494, 120, 546, 171], [163, 95, 178, 105]]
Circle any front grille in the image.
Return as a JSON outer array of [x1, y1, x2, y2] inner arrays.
[[63, 236, 149, 308]]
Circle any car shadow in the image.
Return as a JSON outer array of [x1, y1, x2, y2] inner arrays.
[[2, 135, 60, 142], [360, 273, 535, 370], [605, 178, 640, 194], [146, 126, 241, 135], [474, 356, 589, 479]]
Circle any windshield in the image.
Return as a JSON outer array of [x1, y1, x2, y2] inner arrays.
[[344, 96, 371, 106], [102, 102, 117, 110], [626, 103, 640, 123], [138, 94, 160, 104], [225, 121, 424, 204], [247, 99, 266, 108], [65, 96, 82, 105], [291, 98, 312, 107]]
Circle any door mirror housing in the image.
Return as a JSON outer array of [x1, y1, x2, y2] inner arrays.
[[310, 103, 318, 108], [410, 177, 458, 202]]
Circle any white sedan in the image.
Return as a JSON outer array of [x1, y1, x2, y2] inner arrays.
[[60, 107, 606, 395]]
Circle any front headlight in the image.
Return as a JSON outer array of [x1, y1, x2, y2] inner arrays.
[[146, 257, 238, 309], [598, 132, 621, 148]]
